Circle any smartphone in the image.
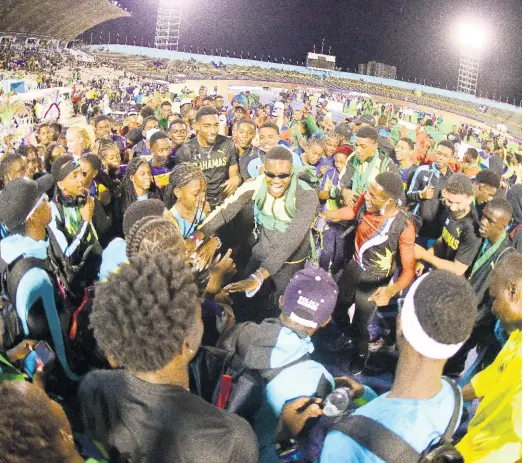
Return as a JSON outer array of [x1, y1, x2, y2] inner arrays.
[[23, 341, 56, 379]]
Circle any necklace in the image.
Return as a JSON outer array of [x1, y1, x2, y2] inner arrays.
[[198, 141, 214, 160]]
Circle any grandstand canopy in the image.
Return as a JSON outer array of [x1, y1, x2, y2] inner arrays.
[[0, 0, 130, 41]]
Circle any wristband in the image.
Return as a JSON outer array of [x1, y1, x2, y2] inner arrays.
[[213, 236, 222, 249], [245, 274, 263, 298], [250, 273, 263, 286]]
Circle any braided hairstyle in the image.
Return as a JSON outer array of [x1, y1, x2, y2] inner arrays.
[[91, 252, 199, 372], [126, 216, 185, 259], [164, 162, 206, 209], [306, 135, 326, 152], [121, 157, 162, 213]]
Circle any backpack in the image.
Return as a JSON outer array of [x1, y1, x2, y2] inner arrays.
[[218, 321, 333, 398], [332, 377, 464, 463], [0, 256, 48, 350], [341, 204, 422, 271], [189, 345, 265, 424], [0, 255, 83, 382]]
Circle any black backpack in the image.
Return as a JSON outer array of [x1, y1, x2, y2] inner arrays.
[[0, 255, 86, 382], [341, 204, 422, 271], [332, 377, 464, 463], [189, 345, 265, 424], [0, 256, 47, 350]]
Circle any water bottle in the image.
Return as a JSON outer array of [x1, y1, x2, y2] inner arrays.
[[323, 388, 352, 417]]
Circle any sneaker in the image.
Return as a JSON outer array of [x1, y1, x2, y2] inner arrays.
[[349, 349, 370, 375]]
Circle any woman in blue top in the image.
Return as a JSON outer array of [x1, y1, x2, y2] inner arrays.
[[164, 163, 208, 239], [121, 157, 162, 213]]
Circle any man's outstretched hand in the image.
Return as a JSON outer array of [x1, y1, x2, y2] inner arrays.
[[223, 276, 259, 294]]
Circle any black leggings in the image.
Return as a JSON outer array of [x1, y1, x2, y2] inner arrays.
[[334, 260, 391, 348]]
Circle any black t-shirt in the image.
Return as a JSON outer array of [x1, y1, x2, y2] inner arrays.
[[434, 208, 481, 267], [79, 370, 259, 463], [175, 135, 238, 206]]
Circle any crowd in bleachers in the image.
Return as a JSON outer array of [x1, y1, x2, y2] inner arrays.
[[88, 50, 522, 137]]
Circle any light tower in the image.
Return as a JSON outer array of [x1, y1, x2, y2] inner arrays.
[[154, 0, 183, 51], [456, 22, 486, 95]]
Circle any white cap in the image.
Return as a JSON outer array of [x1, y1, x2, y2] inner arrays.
[[274, 102, 284, 110], [145, 128, 160, 141]]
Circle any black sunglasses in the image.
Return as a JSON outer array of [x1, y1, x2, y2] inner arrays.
[[265, 171, 292, 180]]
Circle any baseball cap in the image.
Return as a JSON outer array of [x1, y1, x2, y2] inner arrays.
[[282, 267, 338, 329], [127, 106, 139, 115], [274, 102, 285, 110], [181, 98, 192, 106], [0, 175, 53, 231], [355, 114, 376, 127], [51, 155, 80, 183]]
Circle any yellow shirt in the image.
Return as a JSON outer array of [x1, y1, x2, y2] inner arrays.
[[457, 329, 522, 463]]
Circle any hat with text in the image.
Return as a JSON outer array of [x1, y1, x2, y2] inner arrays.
[[282, 267, 338, 329]]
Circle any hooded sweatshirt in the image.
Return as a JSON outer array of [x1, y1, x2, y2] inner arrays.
[[219, 318, 334, 463], [200, 175, 319, 276]]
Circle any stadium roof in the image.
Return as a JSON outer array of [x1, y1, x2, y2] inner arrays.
[[0, 0, 130, 41]]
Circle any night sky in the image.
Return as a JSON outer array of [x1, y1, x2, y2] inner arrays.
[[85, 0, 522, 103]]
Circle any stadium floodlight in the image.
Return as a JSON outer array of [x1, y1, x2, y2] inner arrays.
[[456, 21, 485, 95], [154, 0, 182, 51]]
